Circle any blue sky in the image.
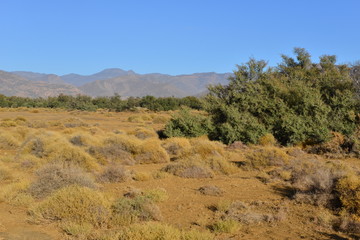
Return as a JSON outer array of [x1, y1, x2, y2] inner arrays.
[[0, 0, 359, 75]]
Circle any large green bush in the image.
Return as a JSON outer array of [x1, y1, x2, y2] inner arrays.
[[205, 48, 359, 145]]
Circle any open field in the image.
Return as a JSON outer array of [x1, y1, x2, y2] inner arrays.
[[0, 108, 359, 240]]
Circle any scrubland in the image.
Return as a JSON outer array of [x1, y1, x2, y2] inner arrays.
[[0, 108, 360, 240]]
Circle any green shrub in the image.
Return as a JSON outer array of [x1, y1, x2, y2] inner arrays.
[[163, 108, 212, 138]]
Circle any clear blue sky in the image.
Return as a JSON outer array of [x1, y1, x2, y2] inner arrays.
[[0, 0, 359, 75]]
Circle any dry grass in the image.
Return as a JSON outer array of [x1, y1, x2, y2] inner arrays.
[[30, 185, 111, 227], [98, 164, 131, 183], [245, 146, 289, 170], [28, 163, 97, 198]]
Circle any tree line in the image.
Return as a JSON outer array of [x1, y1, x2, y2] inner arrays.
[[0, 94, 203, 112]]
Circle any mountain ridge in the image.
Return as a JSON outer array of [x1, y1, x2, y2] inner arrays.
[[4, 68, 232, 98]]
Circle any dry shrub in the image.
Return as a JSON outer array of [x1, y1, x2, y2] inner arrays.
[[98, 165, 131, 183], [28, 163, 97, 199], [101, 134, 169, 164], [60, 221, 93, 238], [89, 146, 135, 165], [0, 119, 17, 127], [0, 165, 12, 182], [27, 120, 48, 128], [245, 146, 289, 169], [258, 133, 277, 146], [21, 131, 100, 170], [143, 188, 169, 202], [307, 132, 345, 156], [288, 158, 344, 207], [127, 127, 158, 139], [117, 222, 214, 240], [134, 139, 170, 164], [68, 132, 101, 147], [111, 195, 162, 226], [132, 171, 152, 181], [211, 219, 240, 233], [30, 185, 110, 227], [162, 160, 214, 178], [188, 137, 225, 159], [198, 185, 224, 196], [63, 118, 89, 128], [161, 137, 191, 159], [50, 145, 99, 171], [128, 114, 152, 123], [0, 132, 20, 149], [152, 115, 170, 124], [334, 216, 360, 235], [336, 174, 360, 215], [0, 180, 34, 207]]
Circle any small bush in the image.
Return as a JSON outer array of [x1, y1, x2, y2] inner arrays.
[[198, 185, 224, 196], [30, 185, 110, 227], [336, 174, 360, 215], [0, 166, 13, 182], [0, 132, 20, 149], [98, 165, 131, 183], [127, 127, 158, 139], [245, 146, 289, 169], [258, 133, 277, 146], [161, 137, 191, 159], [28, 163, 97, 199], [111, 195, 162, 226], [0, 180, 34, 207], [162, 161, 214, 178], [163, 108, 212, 138], [133, 171, 152, 181], [211, 219, 240, 233], [143, 188, 169, 202], [118, 222, 214, 240], [60, 221, 93, 238], [88, 144, 135, 165]]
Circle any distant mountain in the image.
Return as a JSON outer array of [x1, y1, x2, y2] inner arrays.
[[12, 71, 66, 84], [61, 68, 136, 86], [1, 68, 231, 98], [0, 71, 82, 98], [79, 72, 231, 98]]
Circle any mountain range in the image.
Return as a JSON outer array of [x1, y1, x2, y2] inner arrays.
[[0, 68, 231, 98]]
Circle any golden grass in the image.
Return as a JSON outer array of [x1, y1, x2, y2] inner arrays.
[[30, 185, 111, 227]]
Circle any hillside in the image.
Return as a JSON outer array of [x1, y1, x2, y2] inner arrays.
[[0, 71, 83, 98], [7, 68, 231, 98], [79, 72, 231, 97]]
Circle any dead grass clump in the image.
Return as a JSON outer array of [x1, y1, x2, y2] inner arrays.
[[134, 139, 170, 164], [306, 132, 346, 156], [152, 115, 170, 124], [334, 216, 360, 235], [288, 158, 344, 207], [98, 165, 131, 183], [188, 137, 226, 159], [258, 133, 277, 146], [127, 127, 158, 139], [30, 185, 110, 227], [161, 137, 191, 159], [162, 161, 214, 178], [132, 171, 152, 181], [211, 219, 240, 233], [63, 118, 89, 128], [0, 132, 20, 149], [245, 146, 289, 170], [0, 119, 17, 127], [111, 195, 162, 226], [28, 163, 97, 199], [27, 120, 48, 128], [336, 174, 360, 215], [89, 145, 135, 165], [0, 165, 12, 182], [198, 185, 224, 196], [0, 180, 34, 207], [69, 132, 101, 147], [117, 222, 214, 240]]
